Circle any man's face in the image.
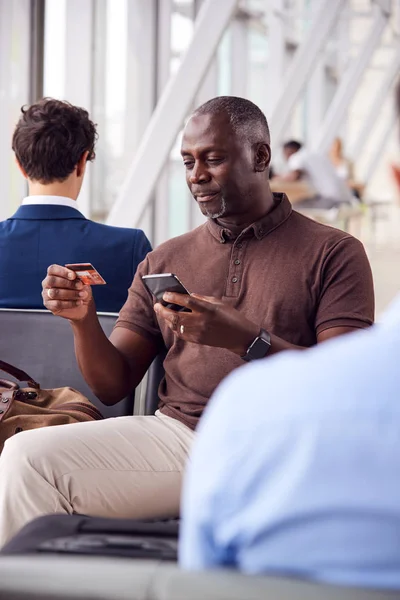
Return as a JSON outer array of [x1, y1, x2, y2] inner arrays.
[[181, 113, 254, 219]]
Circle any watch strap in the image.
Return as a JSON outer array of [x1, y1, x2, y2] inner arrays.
[[242, 329, 271, 362]]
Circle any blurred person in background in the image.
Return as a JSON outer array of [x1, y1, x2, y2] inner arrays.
[[329, 137, 354, 181], [329, 137, 364, 200], [273, 140, 356, 210], [180, 82, 400, 592], [0, 98, 151, 313]]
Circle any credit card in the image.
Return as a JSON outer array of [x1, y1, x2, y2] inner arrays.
[[65, 263, 106, 286]]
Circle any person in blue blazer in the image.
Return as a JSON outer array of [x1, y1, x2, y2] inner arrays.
[[0, 98, 151, 313]]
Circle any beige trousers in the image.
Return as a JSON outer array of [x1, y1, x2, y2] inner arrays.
[[0, 411, 194, 548]]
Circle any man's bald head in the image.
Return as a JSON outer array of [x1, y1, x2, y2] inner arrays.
[[182, 96, 272, 221], [191, 96, 271, 147]]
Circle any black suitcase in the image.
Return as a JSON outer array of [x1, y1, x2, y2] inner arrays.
[[1, 514, 179, 561]]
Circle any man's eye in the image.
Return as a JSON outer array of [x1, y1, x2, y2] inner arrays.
[[208, 158, 223, 165], [183, 162, 194, 169]]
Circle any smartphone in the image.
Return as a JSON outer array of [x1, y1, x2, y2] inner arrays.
[[65, 263, 106, 285], [142, 273, 190, 312]]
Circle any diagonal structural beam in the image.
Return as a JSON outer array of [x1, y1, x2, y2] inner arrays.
[[361, 109, 398, 185], [268, 0, 346, 151], [312, 2, 390, 155], [107, 0, 239, 227], [349, 47, 400, 161]]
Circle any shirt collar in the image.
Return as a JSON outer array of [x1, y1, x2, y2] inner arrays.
[[22, 195, 79, 210], [207, 193, 292, 243]]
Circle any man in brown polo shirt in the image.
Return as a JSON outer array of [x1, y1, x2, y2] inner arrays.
[[0, 96, 373, 546]]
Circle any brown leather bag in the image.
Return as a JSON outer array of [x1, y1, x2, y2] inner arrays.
[[0, 359, 103, 453]]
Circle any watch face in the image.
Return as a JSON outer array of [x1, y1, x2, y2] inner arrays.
[[252, 336, 270, 360], [242, 330, 271, 362]]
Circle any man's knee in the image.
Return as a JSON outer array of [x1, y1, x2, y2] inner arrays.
[[1, 428, 55, 476]]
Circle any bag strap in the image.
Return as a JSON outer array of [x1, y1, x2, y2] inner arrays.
[[0, 359, 39, 389], [0, 379, 19, 391]]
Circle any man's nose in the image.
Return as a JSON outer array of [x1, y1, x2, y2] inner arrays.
[[189, 163, 209, 184]]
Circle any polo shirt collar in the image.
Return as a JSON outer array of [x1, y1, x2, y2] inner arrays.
[[207, 193, 292, 243]]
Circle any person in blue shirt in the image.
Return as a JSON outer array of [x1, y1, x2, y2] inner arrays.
[[0, 98, 151, 313], [179, 83, 400, 590]]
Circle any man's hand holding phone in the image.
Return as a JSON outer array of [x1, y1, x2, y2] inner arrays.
[[145, 274, 259, 356], [42, 264, 94, 321]]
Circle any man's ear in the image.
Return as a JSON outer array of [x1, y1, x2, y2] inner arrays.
[[15, 158, 28, 179], [76, 150, 90, 178], [254, 143, 271, 173]]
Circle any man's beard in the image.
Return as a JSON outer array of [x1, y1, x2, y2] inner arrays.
[[200, 196, 227, 219]]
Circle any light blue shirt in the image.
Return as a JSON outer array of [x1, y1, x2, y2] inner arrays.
[[180, 296, 400, 590]]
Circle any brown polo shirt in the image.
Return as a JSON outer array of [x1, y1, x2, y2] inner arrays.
[[116, 193, 374, 430]]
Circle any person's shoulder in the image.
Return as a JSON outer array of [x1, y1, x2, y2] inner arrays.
[[85, 219, 147, 239], [150, 223, 209, 256], [288, 149, 306, 166], [287, 210, 358, 247], [205, 322, 396, 434], [0, 215, 22, 234]]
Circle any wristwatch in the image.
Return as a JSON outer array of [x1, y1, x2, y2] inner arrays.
[[242, 329, 271, 362]]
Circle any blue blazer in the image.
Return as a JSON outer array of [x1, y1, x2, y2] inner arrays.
[[0, 205, 152, 313]]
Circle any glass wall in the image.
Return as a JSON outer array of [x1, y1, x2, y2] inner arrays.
[[92, 0, 129, 218], [32, 0, 400, 242], [0, 0, 397, 314]]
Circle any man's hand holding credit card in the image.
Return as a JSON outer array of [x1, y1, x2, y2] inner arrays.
[[65, 263, 106, 286], [42, 264, 103, 321]]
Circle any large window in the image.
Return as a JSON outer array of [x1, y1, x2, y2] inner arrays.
[[0, 0, 31, 219], [92, 0, 128, 218]]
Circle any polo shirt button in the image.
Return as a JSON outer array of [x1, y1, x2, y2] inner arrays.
[[234, 259, 240, 265], [236, 243, 242, 249], [232, 276, 238, 283]]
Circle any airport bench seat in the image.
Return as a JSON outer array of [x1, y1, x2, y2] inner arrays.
[[0, 309, 164, 418], [0, 555, 397, 600]]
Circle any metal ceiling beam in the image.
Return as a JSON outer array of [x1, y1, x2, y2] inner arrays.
[[230, 16, 248, 97], [312, 2, 390, 154], [361, 110, 398, 185], [349, 48, 400, 161], [268, 0, 346, 151], [107, 0, 239, 227], [266, 0, 288, 118]]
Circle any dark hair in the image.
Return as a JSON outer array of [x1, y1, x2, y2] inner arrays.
[[12, 98, 98, 183], [283, 140, 302, 152], [193, 96, 270, 145]]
